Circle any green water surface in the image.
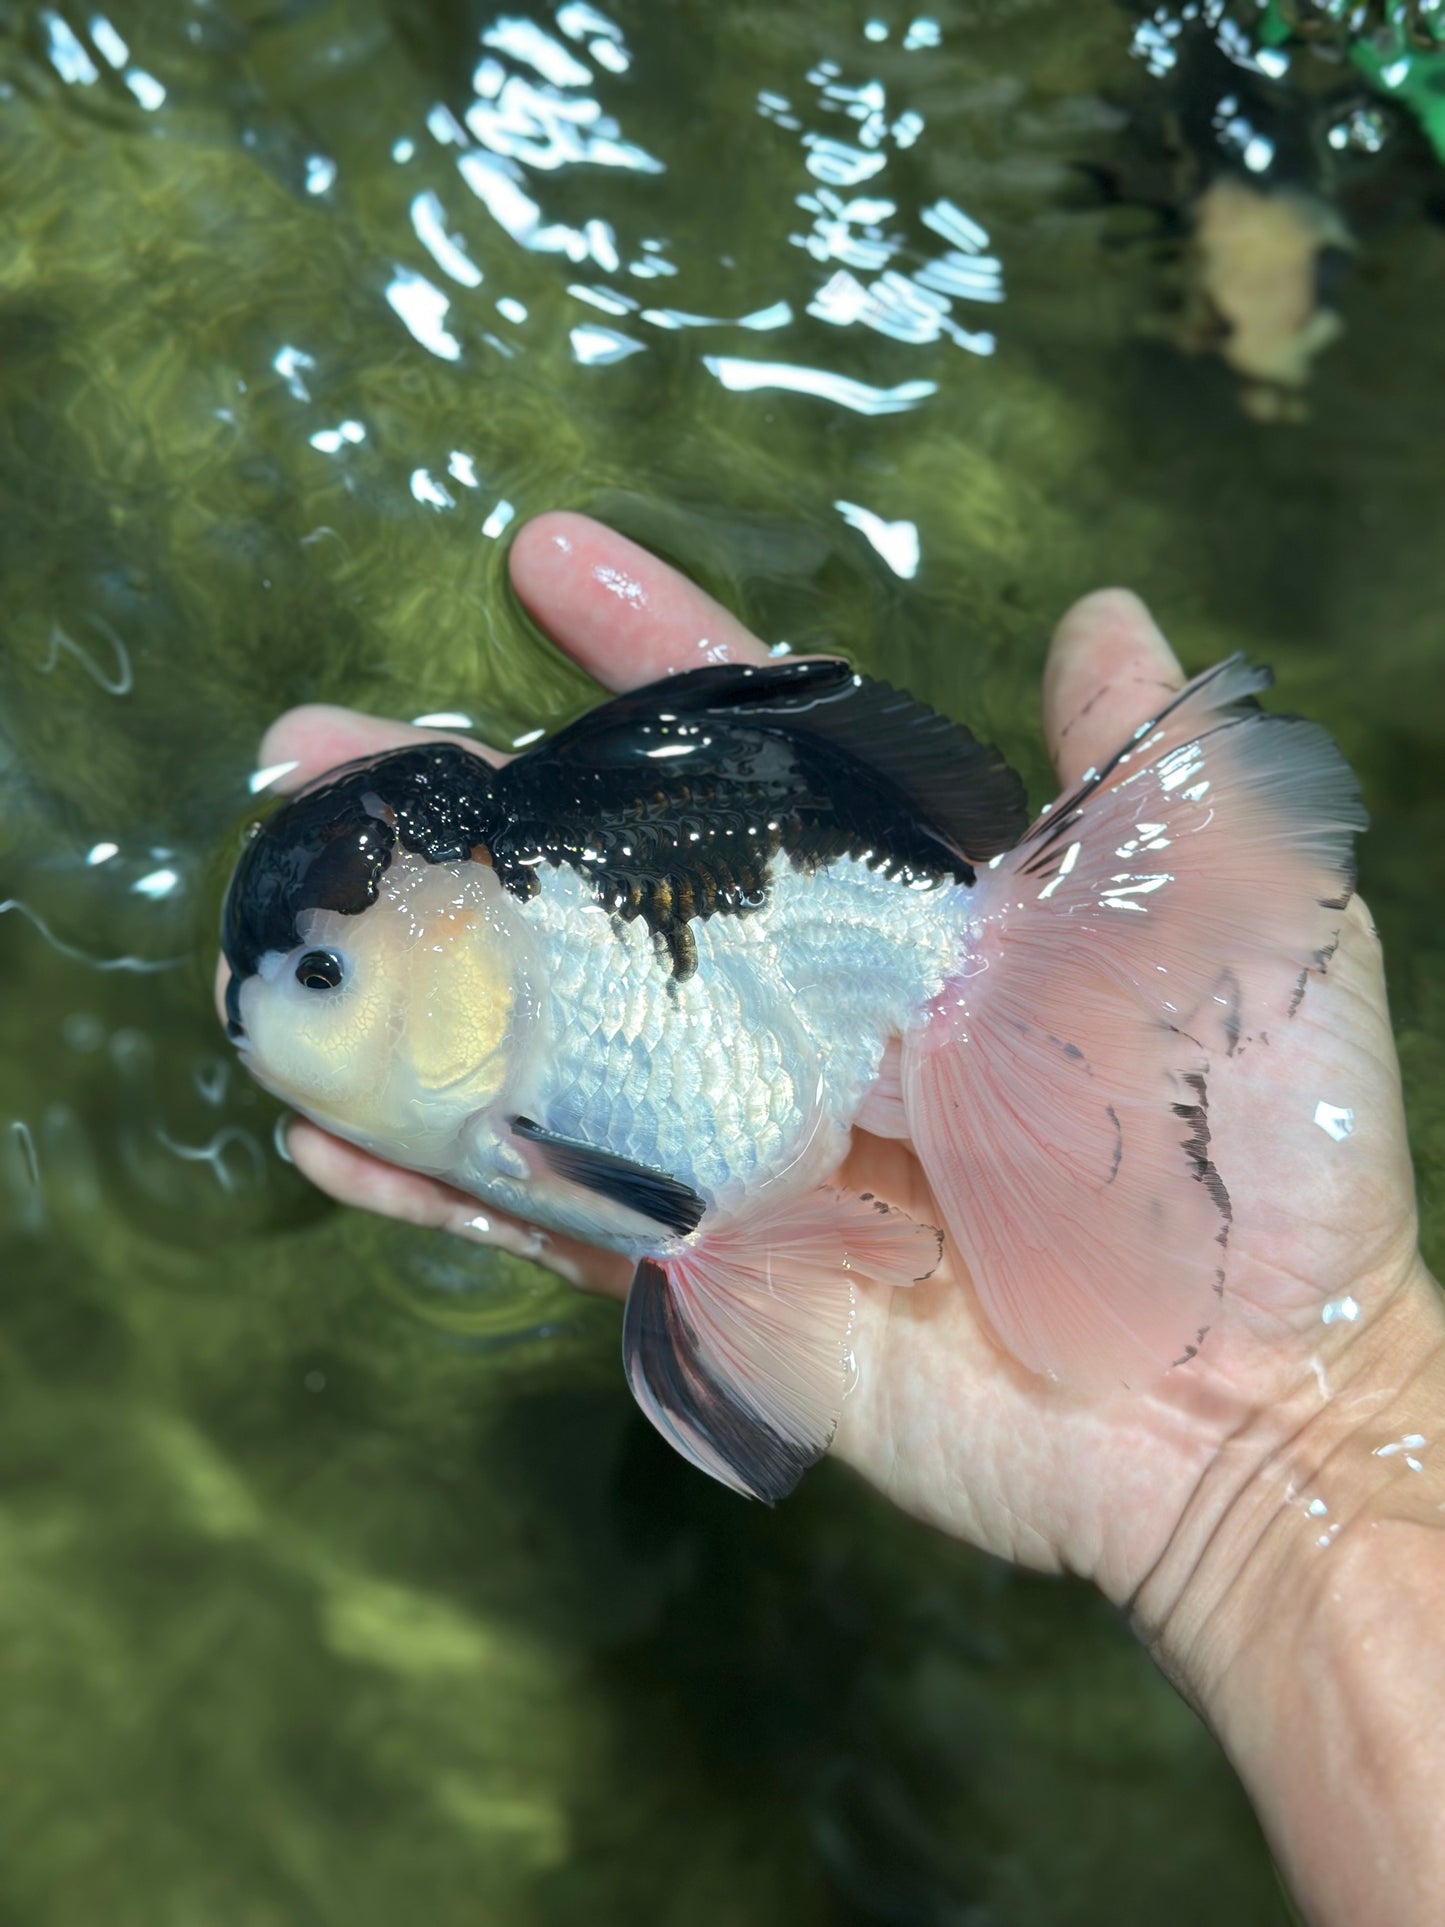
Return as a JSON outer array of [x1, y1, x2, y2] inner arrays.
[[1, 2, 1442, 1922]]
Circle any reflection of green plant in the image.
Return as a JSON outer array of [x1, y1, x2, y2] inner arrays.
[[1260, 0, 1445, 160], [1269, 0, 1443, 37]]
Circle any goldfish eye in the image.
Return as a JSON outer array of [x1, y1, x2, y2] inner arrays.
[[296, 950, 344, 992]]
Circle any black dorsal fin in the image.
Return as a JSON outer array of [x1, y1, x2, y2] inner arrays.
[[725, 661, 1028, 860], [560, 660, 1028, 862]]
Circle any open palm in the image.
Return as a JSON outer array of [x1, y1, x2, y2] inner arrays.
[[220, 512, 1421, 1609]]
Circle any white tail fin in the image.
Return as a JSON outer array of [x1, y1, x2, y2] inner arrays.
[[902, 658, 1365, 1389]]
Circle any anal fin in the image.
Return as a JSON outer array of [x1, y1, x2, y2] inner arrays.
[[623, 1187, 941, 1502]]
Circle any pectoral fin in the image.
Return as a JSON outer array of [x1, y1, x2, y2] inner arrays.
[[511, 1116, 705, 1236]]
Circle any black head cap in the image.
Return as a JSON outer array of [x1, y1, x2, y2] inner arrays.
[[220, 742, 498, 1038]]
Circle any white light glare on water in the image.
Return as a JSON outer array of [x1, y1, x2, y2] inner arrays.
[[42, 11, 98, 85], [570, 325, 644, 365], [410, 469, 456, 510], [703, 357, 936, 415], [411, 192, 484, 289], [835, 501, 920, 578], [308, 421, 366, 454], [386, 267, 462, 361], [89, 15, 127, 66]]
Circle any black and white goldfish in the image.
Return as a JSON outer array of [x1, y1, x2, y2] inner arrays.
[[220, 655, 1362, 1500]]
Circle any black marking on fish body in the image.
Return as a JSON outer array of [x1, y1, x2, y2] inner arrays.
[[492, 687, 984, 973], [1171, 1324, 1212, 1369], [1172, 1070, 1233, 1244], [1105, 1104, 1122, 1184], [1165, 1019, 1206, 1052], [222, 662, 1024, 995], [1288, 921, 1343, 1019], [1214, 968, 1243, 1057], [511, 1116, 706, 1236], [623, 1258, 821, 1504], [665, 923, 698, 980], [220, 743, 503, 1022]]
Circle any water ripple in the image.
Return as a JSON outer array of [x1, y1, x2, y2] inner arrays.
[[36, 620, 134, 698], [0, 899, 184, 975], [702, 357, 937, 416]]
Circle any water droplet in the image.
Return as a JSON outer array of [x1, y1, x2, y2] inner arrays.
[[1313, 1100, 1355, 1141]]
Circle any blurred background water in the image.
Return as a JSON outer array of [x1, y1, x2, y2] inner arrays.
[[1, 1, 1442, 1921]]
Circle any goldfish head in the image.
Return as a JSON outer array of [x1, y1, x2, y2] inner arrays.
[[220, 745, 534, 1165]]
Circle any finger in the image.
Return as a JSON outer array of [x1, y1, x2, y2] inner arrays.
[[255, 514, 773, 797], [509, 510, 771, 685], [255, 704, 491, 789], [287, 1120, 631, 1300], [1042, 589, 1186, 791]]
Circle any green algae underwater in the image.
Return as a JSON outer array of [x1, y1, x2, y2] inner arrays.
[[1, 1, 1442, 1921]]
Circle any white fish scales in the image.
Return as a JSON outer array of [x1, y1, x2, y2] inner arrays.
[[523, 853, 964, 1206]]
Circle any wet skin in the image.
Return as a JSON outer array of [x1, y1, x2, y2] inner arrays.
[[215, 509, 1436, 1670]]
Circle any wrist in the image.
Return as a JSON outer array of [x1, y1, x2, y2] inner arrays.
[[1134, 1254, 1445, 1925], [1134, 1253, 1445, 1701]]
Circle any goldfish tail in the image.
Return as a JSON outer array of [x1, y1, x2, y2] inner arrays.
[[623, 1189, 942, 1502], [902, 656, 1366, 1389]]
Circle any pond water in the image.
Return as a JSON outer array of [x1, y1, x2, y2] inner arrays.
[[2, 1, 1442, 1921]]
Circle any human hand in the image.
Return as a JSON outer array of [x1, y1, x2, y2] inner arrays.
[[216, 511, 1437, 1659], [218, 507, 1445, 1927]]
